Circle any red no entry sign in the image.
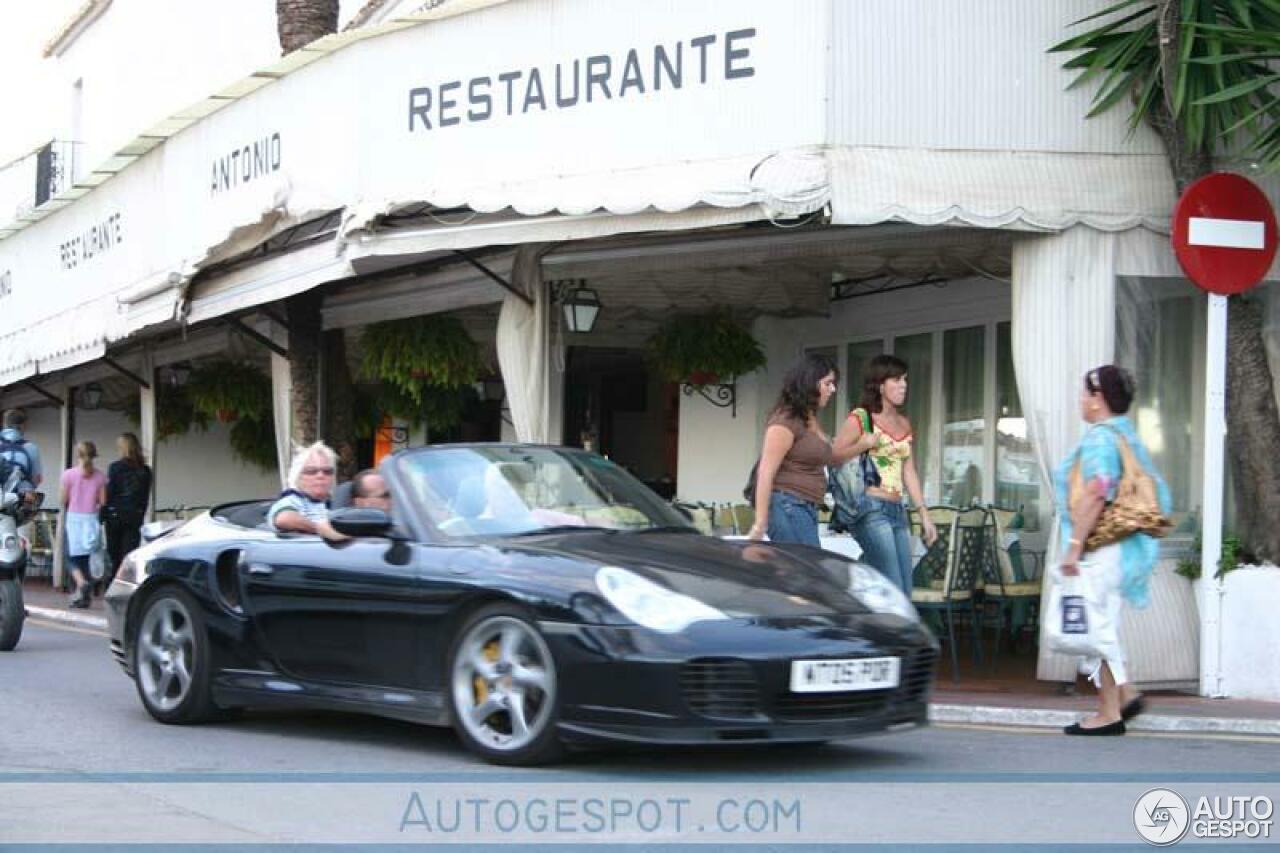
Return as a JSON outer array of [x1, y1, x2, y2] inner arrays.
[[1172, 172, 1278, 295]]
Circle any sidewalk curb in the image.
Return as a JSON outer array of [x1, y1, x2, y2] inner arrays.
[[930, 702, 1280, 738], [25, 604, 108, 632]]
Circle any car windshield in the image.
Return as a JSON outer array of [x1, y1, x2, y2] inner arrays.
[[395, 446, 692, 539]]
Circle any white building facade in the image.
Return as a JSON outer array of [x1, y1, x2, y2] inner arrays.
[[2, 0, 1278, 693]]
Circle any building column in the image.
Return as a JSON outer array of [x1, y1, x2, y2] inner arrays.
[[138, 352, 157, 522], [52, 384, 73, 590]]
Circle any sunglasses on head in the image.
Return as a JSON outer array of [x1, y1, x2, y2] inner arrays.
[[302, 466, 335, 476]]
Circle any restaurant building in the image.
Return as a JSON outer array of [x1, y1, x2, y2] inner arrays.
[[2, 0, 1278, 693]]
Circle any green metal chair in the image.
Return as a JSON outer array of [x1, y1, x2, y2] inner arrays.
[[909, 506, 974, 681], [983, 506, 1044, 661]]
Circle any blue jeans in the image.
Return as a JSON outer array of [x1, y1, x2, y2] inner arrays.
[[767, 491, 820, 547], [852, 495, 914, 594]]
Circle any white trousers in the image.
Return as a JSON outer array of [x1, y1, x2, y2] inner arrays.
[[1077, 542, 1128, 687]]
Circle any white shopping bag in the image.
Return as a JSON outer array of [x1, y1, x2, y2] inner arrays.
[[88, 524, 108, 580], [1044, 563, 1114, 659]]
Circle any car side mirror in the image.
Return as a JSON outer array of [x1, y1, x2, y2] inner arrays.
[[329, 507, 393, 538]]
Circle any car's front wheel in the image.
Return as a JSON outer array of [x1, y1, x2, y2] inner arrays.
[[448, 604, 563, 765], [133, 587, 218, 723]]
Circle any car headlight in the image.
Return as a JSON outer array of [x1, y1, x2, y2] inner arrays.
[[847, 561, 918, 622], [595, 566, 729, 633], [114, 552, 141, 584]]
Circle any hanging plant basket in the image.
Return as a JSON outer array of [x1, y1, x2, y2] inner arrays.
[[187, 360, 272, 424], [229, 413, 277, 471], [360, 315, 487, 401], [647, 311, 766, 388], [125, 385, 210, 441], [371, 381, 477, 433]]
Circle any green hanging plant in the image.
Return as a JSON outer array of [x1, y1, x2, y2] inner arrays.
[[374, 382, 477, 433], [125, 385, 210, 441], [647, 311, 766, 388], [186, 360, 272, 424], [229, 413, 277, 471], [359, 315, 486, 402]]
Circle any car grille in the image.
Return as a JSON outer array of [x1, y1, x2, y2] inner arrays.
[[682, 648, 938, 724], [895, 648, 937, 706], [680, 658, 761, 720], [771, 689, 892, 720]]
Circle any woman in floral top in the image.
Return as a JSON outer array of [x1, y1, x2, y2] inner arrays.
[[835, 355, 937, 594]]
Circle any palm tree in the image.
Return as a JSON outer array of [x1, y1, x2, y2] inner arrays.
[[276, 0, 338, 447], [1052, 0, 1280, 562], [277, 0, 339, 55]]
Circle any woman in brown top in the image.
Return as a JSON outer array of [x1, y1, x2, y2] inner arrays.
[[748, 352, 857, 546]]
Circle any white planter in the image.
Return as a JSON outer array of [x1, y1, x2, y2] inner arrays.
[[1202, 565, 1280, 702]]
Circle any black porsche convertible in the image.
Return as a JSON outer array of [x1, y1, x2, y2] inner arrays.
[[106, 444, 937, 765]]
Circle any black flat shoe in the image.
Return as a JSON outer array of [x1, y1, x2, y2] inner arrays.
[[1121, 697, 1146, 721], [1064, 720, 1125, 736]]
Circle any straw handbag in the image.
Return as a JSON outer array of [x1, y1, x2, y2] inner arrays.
[[1070, 426, 1172, 550]]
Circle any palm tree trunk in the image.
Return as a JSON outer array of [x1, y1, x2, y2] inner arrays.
[[287, 291, 322, 448], [276, 0, 338, 55], [1226, 297, 1280, 563], [323, 328, 358, 479]]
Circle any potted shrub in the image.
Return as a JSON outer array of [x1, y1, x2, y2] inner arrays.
[[1177, 535, 1280, 701], [647, 311, 766, 389]]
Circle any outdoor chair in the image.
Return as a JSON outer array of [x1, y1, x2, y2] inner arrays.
[[982, 506, 1045, 659], [726, 503, 756, 536], [909, 506, 974, 682]]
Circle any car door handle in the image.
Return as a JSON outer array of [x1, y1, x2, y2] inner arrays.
[[247, 563, 274, 576]]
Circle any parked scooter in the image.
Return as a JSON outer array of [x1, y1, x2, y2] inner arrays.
[[0, 467, 40, 651]]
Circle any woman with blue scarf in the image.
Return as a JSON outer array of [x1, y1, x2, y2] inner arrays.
[[1055, 365, 1171, 736]]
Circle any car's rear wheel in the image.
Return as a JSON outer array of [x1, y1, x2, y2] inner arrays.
[[133, 587, 218, 723], [0, 577, 24, 652], [448, 604, 563, 766]]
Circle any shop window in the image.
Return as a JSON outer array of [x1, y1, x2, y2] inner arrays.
[[1116, 277, 1205, 523], [942, 326, 986, 507], [995, 322, 1041, 530]]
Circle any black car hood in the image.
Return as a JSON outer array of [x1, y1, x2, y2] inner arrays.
[[500, 530, 869, 619]]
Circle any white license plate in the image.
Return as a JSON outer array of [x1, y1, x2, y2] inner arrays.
[[789, 657, 900, 693]]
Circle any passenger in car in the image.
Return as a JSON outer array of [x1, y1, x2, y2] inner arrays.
[[269, 441, 348, 542]]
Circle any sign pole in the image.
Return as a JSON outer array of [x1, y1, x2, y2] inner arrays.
[[1171, 173, 1276, 700], [1198, 293, 1228, 698]]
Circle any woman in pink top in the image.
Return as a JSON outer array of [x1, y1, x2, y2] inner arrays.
[[61, 441, 107, 608]]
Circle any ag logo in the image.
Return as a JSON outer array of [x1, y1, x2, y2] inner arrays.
[[1134, 788, 1190, 845]]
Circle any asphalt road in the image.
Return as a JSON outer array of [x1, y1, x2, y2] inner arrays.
[[5, 618, 1280, 776], [3, 618, 1278, 846]]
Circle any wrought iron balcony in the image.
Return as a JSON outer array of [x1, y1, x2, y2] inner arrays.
[[0, 138, 82, 227]]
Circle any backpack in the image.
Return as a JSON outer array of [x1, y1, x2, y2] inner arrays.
[[0, 437, 32, 484], [827, 408, 881, 534]]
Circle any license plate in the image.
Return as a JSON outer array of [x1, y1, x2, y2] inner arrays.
[[789, 656, 900, 693]]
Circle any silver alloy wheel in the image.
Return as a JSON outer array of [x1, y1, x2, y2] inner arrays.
[[451, 615, 556, 753], [137, 596, 196, 712]]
